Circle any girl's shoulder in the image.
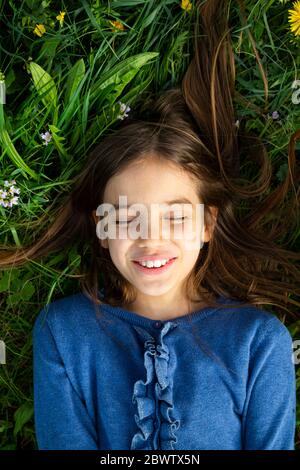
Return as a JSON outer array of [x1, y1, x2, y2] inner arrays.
[[214, 298, 294, 348], [33, 291, 95, 333]]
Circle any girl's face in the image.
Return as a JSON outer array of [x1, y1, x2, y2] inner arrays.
[[92, 156, 216, 314]]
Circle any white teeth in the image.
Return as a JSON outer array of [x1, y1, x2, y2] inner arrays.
[[138, 258, 169, 268]]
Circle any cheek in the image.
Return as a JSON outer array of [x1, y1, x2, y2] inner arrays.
[[178, 225, 203, 253], [108, 239, 131, 266], [182, 247, 201, 268], [188, 207, 206, 246], [173, 236, 200, 267], [182, 238, 202, 253], [171, 214, 204, 252]]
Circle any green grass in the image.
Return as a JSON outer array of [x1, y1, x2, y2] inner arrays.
[[0, 0, 299, 450]]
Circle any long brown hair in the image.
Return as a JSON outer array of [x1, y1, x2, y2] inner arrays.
[[0, 0, 299, 323]]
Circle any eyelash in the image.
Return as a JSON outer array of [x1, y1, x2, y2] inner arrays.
[[115, 216, 189, 225]]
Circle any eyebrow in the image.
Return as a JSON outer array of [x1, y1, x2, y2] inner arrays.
[[111, 198, 194, 209]]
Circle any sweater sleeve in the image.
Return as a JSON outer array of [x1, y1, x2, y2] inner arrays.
[[241, 315, 296, 450], [32, 307, 99, 450]]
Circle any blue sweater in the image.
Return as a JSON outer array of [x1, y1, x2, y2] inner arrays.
[[32, 291, 296, 450]]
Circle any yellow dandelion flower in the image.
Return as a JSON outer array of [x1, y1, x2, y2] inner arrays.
[[181, 0, 192, 12], [56, 11, 66, 27], [288, 0, 300, 36], [33, 24, 46, 37], [109, 20, 125, 31]]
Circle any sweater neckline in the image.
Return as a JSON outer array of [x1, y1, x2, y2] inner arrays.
[[97, 294, 233, 330]]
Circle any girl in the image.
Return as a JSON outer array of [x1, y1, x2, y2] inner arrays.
[[1, 0, 299, 450]]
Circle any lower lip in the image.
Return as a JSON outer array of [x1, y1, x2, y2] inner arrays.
[[132, 258, 177, 275]]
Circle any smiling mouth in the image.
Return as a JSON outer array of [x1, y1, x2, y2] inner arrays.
[[131, 257, 177, 274]]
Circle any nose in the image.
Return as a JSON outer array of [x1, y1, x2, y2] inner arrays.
[[135, 206, 168, 242]]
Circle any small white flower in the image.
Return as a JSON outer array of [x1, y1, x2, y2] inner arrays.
[[117, 101, 131, 120], [0, 180, 21, 209], [10, 196, 19, 205], [10, 186, 20, 195], [0, 200, 8, 208], [40, 130, 52, 145]]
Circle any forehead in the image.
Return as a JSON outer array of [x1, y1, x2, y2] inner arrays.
[[103, 158, 200, 205]]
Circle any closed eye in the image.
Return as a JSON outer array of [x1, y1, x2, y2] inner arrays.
[[115, 216, 190, 224]]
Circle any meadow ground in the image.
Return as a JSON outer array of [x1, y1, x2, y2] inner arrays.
[[0, 0, 299, 450]]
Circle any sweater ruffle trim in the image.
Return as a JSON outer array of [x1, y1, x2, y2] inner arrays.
[[130, 322, 180, 450]]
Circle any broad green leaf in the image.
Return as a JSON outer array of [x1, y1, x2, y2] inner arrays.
[[40, 37, 61, 62], [64, 58, 86, 105], [21, 281, 35, 301], [0, 103, 38, 180], [84, 72, 154, 143], [13, 403, 34, 437], [91, 52, 159, 105], [0, 271, 11, 293], [28, 62, 57, 113]]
